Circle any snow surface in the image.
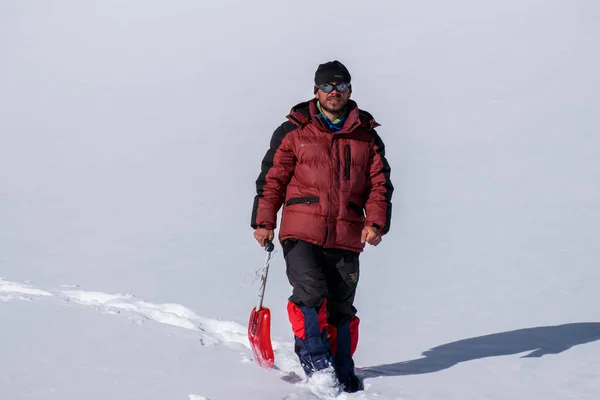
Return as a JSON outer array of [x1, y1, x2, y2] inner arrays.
[[1, 0, 600, 399]]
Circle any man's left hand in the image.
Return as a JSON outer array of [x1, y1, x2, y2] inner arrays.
[[361, 226, 382, 246]]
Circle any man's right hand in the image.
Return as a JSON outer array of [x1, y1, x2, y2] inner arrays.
[[253, 228, 274, 247]]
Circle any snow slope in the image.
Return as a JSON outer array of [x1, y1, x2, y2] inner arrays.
[[1, 0, 599, 399]]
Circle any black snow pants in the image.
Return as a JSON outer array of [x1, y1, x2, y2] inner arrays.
[[283, 238, 359, 325]]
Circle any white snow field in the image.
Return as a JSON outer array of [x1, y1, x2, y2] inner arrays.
[[1, 0, 599, 399]]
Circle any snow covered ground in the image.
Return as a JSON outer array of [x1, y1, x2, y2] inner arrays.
[[1, 0, 599, 399]]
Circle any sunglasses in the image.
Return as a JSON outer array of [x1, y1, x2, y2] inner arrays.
[[317, 82, 350, 93]]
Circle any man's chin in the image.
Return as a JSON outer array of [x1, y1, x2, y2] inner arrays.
[[324, 101, 344, 113]]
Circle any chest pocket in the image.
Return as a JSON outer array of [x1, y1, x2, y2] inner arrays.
[[341, 139, 370, 181], [344, 144, 351, 180]]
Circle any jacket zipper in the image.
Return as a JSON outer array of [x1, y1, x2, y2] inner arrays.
[[325, 135, 336, 245]]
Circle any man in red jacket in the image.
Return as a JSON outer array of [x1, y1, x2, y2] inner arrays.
[[251, 60, 393, 392]]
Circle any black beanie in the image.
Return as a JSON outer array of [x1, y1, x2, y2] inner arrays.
[[314, 60, 351, 86]]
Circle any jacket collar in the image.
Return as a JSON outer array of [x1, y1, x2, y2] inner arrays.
[[287, 99, 379, 133]]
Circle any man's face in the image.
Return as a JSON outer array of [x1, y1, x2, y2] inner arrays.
[[315, 82, 351, 114]]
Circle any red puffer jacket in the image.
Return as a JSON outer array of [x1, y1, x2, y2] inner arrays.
[[251, 99, 393, 252]]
